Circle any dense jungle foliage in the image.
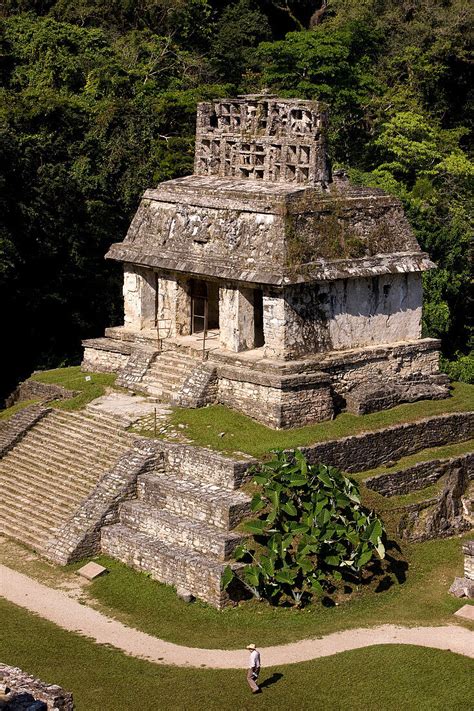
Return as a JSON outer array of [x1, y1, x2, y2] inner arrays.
[[1, 0, 472, 400]]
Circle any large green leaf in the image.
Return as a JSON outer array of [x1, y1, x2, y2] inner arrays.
[[243, 566, 261, 588], [317, 469, 333, 487], [250, 493, 265, 512], [357, 550, 373, 567], [281, 500, 297, 516], [233, 544, 247, 561], [310, 579, 324, 595], [259, 555, 275, 577], [244, 519, 267, 534], [275, 568, 297, 584], [295, 449, 308, 475], [221, 565, 234, 590], [369, 519, 383, 545]]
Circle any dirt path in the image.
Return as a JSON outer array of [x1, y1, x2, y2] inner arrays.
[[1, 565, 473, 668]]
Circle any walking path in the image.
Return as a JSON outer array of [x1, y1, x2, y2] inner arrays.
[[1, 565, 473, 668]]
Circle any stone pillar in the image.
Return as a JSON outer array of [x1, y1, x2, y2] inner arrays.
[[219, 285, 256, 352], [262, 290, 286, 359], [463, 541, 474, 581], [123, 265, 156, 330], [157, 274, 191, 337], [176, 276, 192, 336]]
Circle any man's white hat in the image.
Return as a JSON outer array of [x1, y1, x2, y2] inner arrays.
[[246, 643, 256, 650]]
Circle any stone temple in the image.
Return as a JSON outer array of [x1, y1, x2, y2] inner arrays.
[[82, 94, 449, 428]]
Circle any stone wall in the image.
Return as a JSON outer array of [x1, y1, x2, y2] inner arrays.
[[398, 464, 472, 541], [156, 439, 254, 490], [0, 404, 50, 457], [45, 440, 160, 564], [319, 339, 441, 403], [173, 363, 218, 409], [365, 452, 474, 496], [279, 274, 422, 359], [101, 525, 230, 609], [0, 664, 73, 710], [464, 541, 474, 581], [82, 343, 130, 373], [299, 412, 474, 473], [5, 380, 76, 408], [217, 365, 333, 429]]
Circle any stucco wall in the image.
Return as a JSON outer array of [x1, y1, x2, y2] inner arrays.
[[281, 272, 422, 358], [219, 285, 256, 352], [123, 264, 156, 329]]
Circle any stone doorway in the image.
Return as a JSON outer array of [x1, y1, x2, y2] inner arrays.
[[191, 279, 219, 334], [253, 288, 265, 348]]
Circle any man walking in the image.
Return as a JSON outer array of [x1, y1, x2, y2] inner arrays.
[[246, 643, 261, 693]]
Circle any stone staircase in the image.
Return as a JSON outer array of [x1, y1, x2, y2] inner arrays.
[[0, 409, 134, 554], [101, 456, 251, 607], [138, 349, 199, 401]]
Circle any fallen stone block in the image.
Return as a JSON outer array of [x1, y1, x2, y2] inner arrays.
[[454, 604, 474, 621], [176, 587, 194, 603], [77, 561, 108, 580], [449, 576, 474, 599]]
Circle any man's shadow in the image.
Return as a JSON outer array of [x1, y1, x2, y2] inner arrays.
[[259, 672, 283, 689]]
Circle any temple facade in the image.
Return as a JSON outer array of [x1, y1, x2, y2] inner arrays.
[[82, 95, 449, 428]]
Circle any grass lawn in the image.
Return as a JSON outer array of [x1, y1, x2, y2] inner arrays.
[[0, 367, 119, 419], [1, 599, 473, 711], [0, 400, 37, 421], [30, 366, 118, 411], [165, 382, 474, 458], [51, 534, 471, 650]]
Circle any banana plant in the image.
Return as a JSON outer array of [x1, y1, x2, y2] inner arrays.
[[223, 449, 386, 605]]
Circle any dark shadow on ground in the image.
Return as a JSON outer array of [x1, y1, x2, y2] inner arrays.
[[259, 672, 283, 689]]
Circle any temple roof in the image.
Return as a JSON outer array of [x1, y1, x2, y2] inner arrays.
[[106, 97, 435, 285]]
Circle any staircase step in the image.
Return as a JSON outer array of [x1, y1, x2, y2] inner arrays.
[[38, 415, 132, 446], [22, 427, 130, 460], [119, 501, 246, 560], [0, 515, 54, 553], [137, 473, 251, 529], [12, 438, 123, 473], [17, 423, 132, 450], [101, 524, 231, 607], [49, 409, 132, 437], [0, 407, 135, 554], [1, 449, 109, 484], [0, 491, 69, 530], [0, 471, 92, 509]]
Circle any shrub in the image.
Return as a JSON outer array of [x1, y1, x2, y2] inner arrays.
[[440, 354, 474, 384], [223, 450, 386, 606]]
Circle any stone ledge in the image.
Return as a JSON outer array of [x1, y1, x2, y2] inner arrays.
[[208, 338, 441, 375], [149, 440, 256, 490], [82, 337, 132, 355], [0, 663, 73, 710], [5, 379, 77, 408], [366, 452, 474, 497], [217, 363, 329, 389], [0, 404, 51, 458], [101, 523, 239, 608], [298, 411, 474, 473]]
